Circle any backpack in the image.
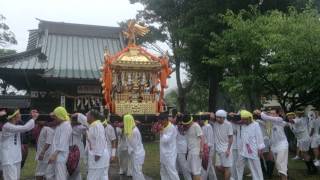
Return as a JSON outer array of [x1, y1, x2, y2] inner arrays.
[[66, 144, 80, 175]]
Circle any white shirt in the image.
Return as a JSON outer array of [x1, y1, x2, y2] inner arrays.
[[160, 123, 177, 164], [127, 127, 145, 165], [176, 130, 188, 154], [52, 121, 72, 163], [261, 112, 288, 152], [186, 122, 203, 155], [116, 127, 127, 151], [214, 120, 233, 153], [105, 124, 116, 152], [70, 125, 86, 158], [292, 117, 309, 140], [87, 121, 109, 169], [0, 119, 35, 165], [36, 126, 54, 162], [238, 122, 265, 160], [202, 123, 214, 149], [231, 123, 241, 150], [311, 118, 320, 137]]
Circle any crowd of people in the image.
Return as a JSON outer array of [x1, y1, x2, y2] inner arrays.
[[0, 106, 319, 180]]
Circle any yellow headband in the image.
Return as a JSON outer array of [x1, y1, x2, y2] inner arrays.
[[53, 106, 70, 121], [286, 112, 295, 116], [182, 116, 193, 125], [7, 109, 20, 120]]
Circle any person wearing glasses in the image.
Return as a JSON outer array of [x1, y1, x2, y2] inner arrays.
[[0, 109, 39, 180]]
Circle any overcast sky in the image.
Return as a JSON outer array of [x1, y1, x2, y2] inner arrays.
[[1, 0, 186, 90]]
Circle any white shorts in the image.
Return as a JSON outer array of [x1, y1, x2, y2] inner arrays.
[[274, 148, 288, 176], [187, 154, 202, 176], [215, 151, 232, 168], [2, 162, 21, 180], [35, 161, 48, 176], [311, 136, 320, 148], [297, 138, 311, 152]]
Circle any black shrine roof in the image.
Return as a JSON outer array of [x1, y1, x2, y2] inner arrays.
[[0, 20, 125, 80]]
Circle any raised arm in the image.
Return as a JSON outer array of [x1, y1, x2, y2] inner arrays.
[[3, 119, 35, 133], [261, 112, 286, 126]]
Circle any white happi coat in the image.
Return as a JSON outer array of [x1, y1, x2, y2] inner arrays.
[[291, 117, 309, 141], [87, 121, 109, 169], [1, 119, 35, 166], [238, 122, 265, 159], [70, 125, 86, 158], [105, 124, 116, 155], [52, 121, 72, 163], [261, 112, 288, 153], [127, 127, 145, 165], [36, 126, 54, 162], [160, 123, 178, 164]]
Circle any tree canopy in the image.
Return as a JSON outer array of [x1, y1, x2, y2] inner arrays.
[[208, 5, 320, 111]]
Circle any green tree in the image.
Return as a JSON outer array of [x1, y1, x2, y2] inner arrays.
[[209, 6, 320, 111], [0, 14, 17, 95]]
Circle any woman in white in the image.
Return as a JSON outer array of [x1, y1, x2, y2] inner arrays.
[[69, 113, 87, 180], [158, 112, 180, 180], [48, 106, 72, 180], [86, 110, 109, 180], [35, 124, 54, 180], [236, 110, 265, 180], [123, 114, 146, 180], [0, 109, 38, 180], [256, 109, 288, 180]]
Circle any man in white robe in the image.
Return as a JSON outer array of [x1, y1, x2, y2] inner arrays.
[[310, 111, 320, 166], [86, 110, 110, 180], [236, 110, 265, 180], [35, 125, 54, 180], [116, 125, 132, 176], [288, 110, 317, 174], [48, 106, 72, 180], [158, 112, 180, 180], [69, 113, 87, 180], [213, 110, 233, 180], [175, 113, 192, 180], [103, 120, 117, 161], [124, 114, 146, 180], [255, 109, 289, 180], [0, 109, 38, 180], [196, 114, 217, 180]]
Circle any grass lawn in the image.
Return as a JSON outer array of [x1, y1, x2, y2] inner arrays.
[[21, 142, 319, 180]]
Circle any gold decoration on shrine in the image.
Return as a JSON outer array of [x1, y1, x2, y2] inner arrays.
[[123, 20, 150, 46]]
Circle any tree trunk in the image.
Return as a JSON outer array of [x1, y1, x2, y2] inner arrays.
[[208, 66, 221, 112], [175, 57, 186, 112]]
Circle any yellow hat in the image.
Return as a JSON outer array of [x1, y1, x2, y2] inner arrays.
[[123, 114, 136, 137], [240, 110, 253, 122], [53, 106, 70, 121]]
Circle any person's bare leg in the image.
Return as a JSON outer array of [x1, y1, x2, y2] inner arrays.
[[224, 167, 231, 180], [280, 174, 287, 180], [35, 176, 44, 180], [193, 175, 201, 180], [313, 148, 319, 160]]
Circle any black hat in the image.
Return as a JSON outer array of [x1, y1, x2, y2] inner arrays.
[[158, 112, 169, 121]]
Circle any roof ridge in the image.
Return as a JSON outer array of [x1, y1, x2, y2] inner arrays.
[[0, 47, 42, 62], [38, 19, 122, 30]]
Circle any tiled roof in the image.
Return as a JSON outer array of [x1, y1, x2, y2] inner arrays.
[[0, 20, 125, 80]]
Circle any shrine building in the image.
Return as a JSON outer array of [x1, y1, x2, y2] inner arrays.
[[0, 20, 125, 113]]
